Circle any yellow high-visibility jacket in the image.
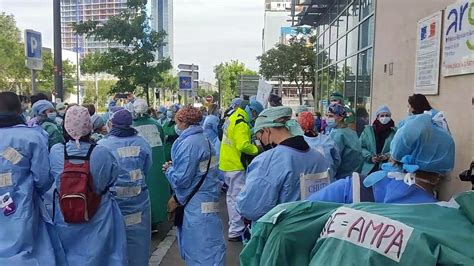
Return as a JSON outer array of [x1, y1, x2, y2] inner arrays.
[[219, 108, 259, 172]]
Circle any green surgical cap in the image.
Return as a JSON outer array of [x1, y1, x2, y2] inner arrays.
[[253, 106, 304, 136]]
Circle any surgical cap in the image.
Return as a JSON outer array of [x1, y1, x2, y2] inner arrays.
[[297, 111, 315, 132], [133, 99, 148, 115], [65, 105, 92, 148], [374, 105, 391, 117], [90, 114, 105, 131], [231, 98, 242, 108], [56, 102, 67, 111], [159, 106, 167, 114], [247, 99, 264, 115], [253, 106, 304, 136], [175, 106, 202, 125], [32, 100, 54, 117], [170, 104, 180, 113], [295, 105, 309, 115], [390, 113, 455, 174], [328, 103, 346, 117], [330, 92, 344, 102], [110, 107, 133, 126]]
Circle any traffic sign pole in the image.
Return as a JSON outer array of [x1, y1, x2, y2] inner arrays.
[[31, 70, 37, 95]]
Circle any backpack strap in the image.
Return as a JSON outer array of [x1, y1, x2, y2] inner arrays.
[[181, 141, 212, 207], [64, 144, 96, 161], [352, 172, 375, 203]]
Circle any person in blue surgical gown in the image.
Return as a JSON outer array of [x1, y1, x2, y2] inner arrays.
[[236, 106, 330, 222], [0, 92, 64, 265], [308, 112, 455, 204], [50, 105, 128, 266], [164, 106, 226, 266], [99, 107, 152, 266]]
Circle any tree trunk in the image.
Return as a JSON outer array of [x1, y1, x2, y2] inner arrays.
[[295, 80, 303, 106], [300, 75, 305, 106], [145, 83, 150, 106]]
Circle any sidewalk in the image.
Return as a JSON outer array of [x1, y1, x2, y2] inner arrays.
[[150, 194, 242, 266]]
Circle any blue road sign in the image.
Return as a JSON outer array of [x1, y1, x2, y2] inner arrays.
[[24, 30, 43, 70], [179, 76, 192, 90]]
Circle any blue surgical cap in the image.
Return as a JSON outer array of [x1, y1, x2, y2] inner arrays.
[[248, 99, 264, 115], [110, 107, 133, 126], [159, 106, 167, 114], [231, 98, 242, 108], [390, 113, 455, 174], [90, 114, 105, 131], [374, 105, 391, 117], [32, 100, 54, 117]]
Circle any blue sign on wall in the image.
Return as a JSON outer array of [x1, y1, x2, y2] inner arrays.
[[179, 76, 192, 90]]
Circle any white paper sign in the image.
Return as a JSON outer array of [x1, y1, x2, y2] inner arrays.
[[1, 147, 23, 165], [300, 171, 330, 200], [320, 207, 414, 262], [134, 124, 163, 148], [414, 11, 442, 95], [125, 211, 142, 226], [117, 146, 140, 158], [443, 0, 474, 76], [256, 79, 274, 108]]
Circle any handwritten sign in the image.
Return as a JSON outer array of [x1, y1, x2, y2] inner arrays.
[[320, 207, 414, 262], [134, 124, 163, 148]]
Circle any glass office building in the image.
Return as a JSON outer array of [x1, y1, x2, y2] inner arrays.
[[297, 0, 375, 133]]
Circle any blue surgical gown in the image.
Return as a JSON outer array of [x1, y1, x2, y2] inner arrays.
[[166, 126, 226, 266], [304, 134, 341, 180], [236, 144, 330, 222], [307, 170, 437, 204], [0, 125, 64, 265], [99, 135, 152, 266], [329, 127, 363, 179], [49, 141, 128, 266], [203, 114, 225, 182]]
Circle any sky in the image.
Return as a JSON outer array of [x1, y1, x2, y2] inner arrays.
[[0, 0, 265, 82]]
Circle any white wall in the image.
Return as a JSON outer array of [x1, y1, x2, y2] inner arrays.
[[372, 0, 473, 199], [263, 11, 291, 53]]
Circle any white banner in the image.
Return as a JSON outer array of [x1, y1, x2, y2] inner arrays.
[[256, 79, 273, 108], [414, 11, 442, 95], [443, 0, 474, 76]]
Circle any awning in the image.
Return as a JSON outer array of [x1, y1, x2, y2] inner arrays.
[[291, 0, 335, 27]]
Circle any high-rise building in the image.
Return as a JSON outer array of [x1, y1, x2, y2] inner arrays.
[[60, 0, 129, 55], [150, 0, 174, 62], [262, 0, 292, 52]]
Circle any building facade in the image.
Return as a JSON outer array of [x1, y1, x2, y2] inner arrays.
[[294, 0, 473, 198], [150, 0, 174, 62], [60, 0, 128, 55], [263, 0, 292, 52]]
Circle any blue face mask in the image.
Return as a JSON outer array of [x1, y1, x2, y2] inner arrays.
[[47, 112, 57, 121], [166, 111, 173, 119], [326, 117, 336, 128], [174, 124, 184, 136]]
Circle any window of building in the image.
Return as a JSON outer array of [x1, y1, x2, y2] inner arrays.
[[346, 27, 358, 56], [360, 0, 374, 21], [359, 16, 374, 50], [337, 35, 346, 61]]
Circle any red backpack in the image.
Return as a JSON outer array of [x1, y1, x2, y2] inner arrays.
[[58, 144, 101, 223]]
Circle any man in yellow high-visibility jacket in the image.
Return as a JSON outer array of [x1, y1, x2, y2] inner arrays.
[[219, 101, 261, 241]]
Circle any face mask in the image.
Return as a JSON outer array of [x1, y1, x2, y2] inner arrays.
[[378, 117, 391, 125], [58, 111, 65, 117], [166, 111, 173, 119], [174, 124, 184, 136], [326, 117, 336, 127], [47, 112, 57, 121]]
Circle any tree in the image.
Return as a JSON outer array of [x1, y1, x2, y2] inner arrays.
[[214, 60, 257, 106], [0, 13, 75, 96], [82, 79, 116, 112], [258, 28, 316, 105], [157, 70, 178, 103], [74, 0, 172, 105]]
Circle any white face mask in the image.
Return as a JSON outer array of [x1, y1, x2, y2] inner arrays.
[[378, 117, 391, 125]]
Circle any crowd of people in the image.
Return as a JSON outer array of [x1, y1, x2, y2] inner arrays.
[[0, 89, 460, 265]]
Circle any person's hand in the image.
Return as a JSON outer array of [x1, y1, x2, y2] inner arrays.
[[379, 155, 389, 162], [371, 155, 379, 163], [162, 161, 172, 172]]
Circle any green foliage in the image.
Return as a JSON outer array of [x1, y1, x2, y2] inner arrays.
[[214, 60, 257, 106], [0, 13, 75, 96], [82, 78, 116, 112], [258, 29, 316, 105], [73, 0, 172, 103]]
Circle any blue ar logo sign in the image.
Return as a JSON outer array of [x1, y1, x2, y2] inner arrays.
[[446, 0, 474, 50]]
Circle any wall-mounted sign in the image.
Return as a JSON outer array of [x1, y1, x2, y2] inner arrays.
[[443, 0, 474, 77], [414, 11, 442, 95]]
